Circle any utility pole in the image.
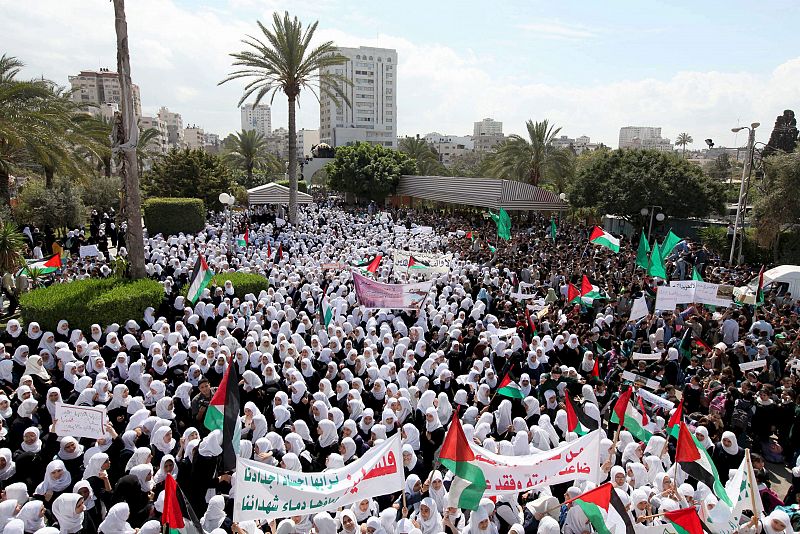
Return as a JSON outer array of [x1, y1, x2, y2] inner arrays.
[[729, 123, 758, 265]]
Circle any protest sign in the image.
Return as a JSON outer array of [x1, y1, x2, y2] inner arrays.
[[621, 371, 661, 390], [470, 429, 602, 495], [54, 403, 107, 439], [668, 281, 734, 307], [629, 297, 650, 321], [510, 282, 538, 300], [738, 360, 767, 372], [233, 434, 404, 521], [79, 244, 100, 258], [352, 271, 433, 311], [410, 226, 433, 235], [392, 250, 451, 278], [654, 286, 684, 311], [632, 352, 662, 361], [637, 388, 675, 411]]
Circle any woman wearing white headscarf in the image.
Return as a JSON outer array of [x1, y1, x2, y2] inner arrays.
[[202, 495, 228, 532], [51, 493, 85, 534], [34, 460, 72, 504], [712, 431, 744, 485], [414, 497, 443, 534], [98, 502, 136, 534]]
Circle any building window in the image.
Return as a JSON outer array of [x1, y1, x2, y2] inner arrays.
[[387, 57, 392, 62]]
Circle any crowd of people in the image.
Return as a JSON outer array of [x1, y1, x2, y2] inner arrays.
[[0, 202, 798, 534]]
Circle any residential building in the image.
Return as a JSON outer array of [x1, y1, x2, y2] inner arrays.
[[157, 106, 185, 149], [473, 118, 503, 138], [68, 68, 142, 117], [138, 115, 169, 155], [423, 133, 474, 166], [203, 132, 221, 154], [551, 135, 575, 150], [240, 103, 272, 137], [298, 129, 320, 158], [618, 126, 673, 151], [551, 134, 600, 154], [474, 133, 505, 153], [319, 46, 397, 149], [183, 125, 205, 150]]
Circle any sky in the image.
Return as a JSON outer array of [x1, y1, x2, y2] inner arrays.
[[2, 0, 798, 148]]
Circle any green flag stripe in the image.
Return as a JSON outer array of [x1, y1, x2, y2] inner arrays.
[[440, 459, 485, 510], [575, 500, 612, 534]]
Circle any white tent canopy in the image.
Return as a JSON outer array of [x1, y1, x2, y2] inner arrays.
[[247, 182, 313, 205]]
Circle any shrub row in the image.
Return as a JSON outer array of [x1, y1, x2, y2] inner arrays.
[[21, 278, 164, 332], [182, 273, 270, 302], [143, 197, 205, 237]]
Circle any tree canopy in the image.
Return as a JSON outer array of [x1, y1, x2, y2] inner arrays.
[[326, 142, 416, 202], [755, 148, 800, 244], [398, 137, 445, 176], [763, 110, 799, 157], [142, 148, 236, 210], [569, 148, 725, 220]]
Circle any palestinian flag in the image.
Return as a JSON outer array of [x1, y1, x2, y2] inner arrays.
[[466, 231, 474, 241], [565, 395, 598, 436], [610, 387, 652, 442], [567, 283, 582, 305], [525, 308, 537, 336], [497, 371, 524, 399], [591, 357, 600, 378], [237, 227, 249, 247], [573, 482, 635, 534], [666, 398, 684, 439], [20, 254, 62, 275], [203, 355, 241, 471], [267, 241, 272, 258], [408, 255, 430, 269], [441, 412, 486, 510], [589, 226, 620, 253], [319, 296, 333, 328], [679, 329, 712, 358], [550, 218, 557, 241], [580, 275, 605, 304], [186, 254, 213, 304], [162, 473, 203, 534], [664, 507, 708, 534], [756, 265, 765, 306], [675, 421, 731, 506], [367, 254, 382, 273], [275, 243, 283, 262]]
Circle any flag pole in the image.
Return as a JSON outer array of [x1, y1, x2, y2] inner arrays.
[[746, 448, 759, 518]]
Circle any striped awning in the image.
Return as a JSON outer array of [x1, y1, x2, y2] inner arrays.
[[247, 182, 313, 205], [396, 175, 568, 211]]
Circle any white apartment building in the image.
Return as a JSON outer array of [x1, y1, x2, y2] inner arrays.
[[474, 118, 503, 138], [184, 125, 205, 150], [319, 46, 397, 149], [138, 116, 169, 155], [158, 106, 185, 149], [618, 126, 673, 150], [298, 129, 320, 158], [68, 68, 142, 118], [423, 133, 474, 166], [241, 103, 272, 137]]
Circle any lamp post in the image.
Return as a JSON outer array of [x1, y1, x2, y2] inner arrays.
[[218, 192, 235, 254], [729, 122, 759, 265], [640, 205, 665, 243]]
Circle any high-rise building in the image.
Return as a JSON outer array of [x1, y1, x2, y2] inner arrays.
[[240, 103, 272, 137], [68, 68, 142, 118], [473, 118, 503, 138], [618, 126, 673, 151], [158, 106, 184, 149], [319, 46, 397, 149]]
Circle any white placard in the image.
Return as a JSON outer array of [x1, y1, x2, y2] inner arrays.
[[511, 281, 538, 300], [668, 280, 734, 307], [632, 352, 662, 361], [637, 388, 675, 411], [621, 370, 661, 390], [79, 244, 100, 258], [54, 403, 107, 439], [738, 359, 767, 372], [654, 286, 684, 311], [629, 297, 650, 321], [497, 327, 518, 339]]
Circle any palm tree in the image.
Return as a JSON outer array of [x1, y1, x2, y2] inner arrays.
[[112, 0, 146, 279], [676, 132, 693, 156], [220, 11, 350, 224], [0, 222, 26, 274], [398, 137, 444, 175], [487, 119, 572, 186], [224, 129, 271, 184]]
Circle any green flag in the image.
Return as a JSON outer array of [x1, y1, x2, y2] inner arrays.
[[692, 266, 703, 281], [550, 218, 557, 241], [660, 229, 682, 258], [648, 240, 667, 279], [635, 231, 650, 270], [489, 208, 512, 241]]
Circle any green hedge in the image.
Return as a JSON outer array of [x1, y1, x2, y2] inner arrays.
[[183, 273, 270, 301], [276, 180, 308, 193], [21, 278, 163, 332], [143, 197, 205, 237]]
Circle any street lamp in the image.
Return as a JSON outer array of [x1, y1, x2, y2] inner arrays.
[[729, 122, 759, 265], [640, 205, 665, 243], [218, 192, 235, 254]]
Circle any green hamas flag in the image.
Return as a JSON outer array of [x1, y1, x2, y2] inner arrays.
[[647, 239, 667, 279], [660, 229, 682, 258], [489, 208, 511, 241], [550, 218, 557, 241], [635, 231, 650, 270], [692, 266, 703, 281]]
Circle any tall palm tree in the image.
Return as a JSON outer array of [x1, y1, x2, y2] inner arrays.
[[112, 0, 146, 279], [488, 119, 572, 186], [220, 11, 350, 224], [224, 129, 271, 184], [676, 132, 693, 156], [398, 137, 443, 175]]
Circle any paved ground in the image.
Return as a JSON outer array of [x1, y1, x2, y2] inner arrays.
[[767, 461, 793, 502]]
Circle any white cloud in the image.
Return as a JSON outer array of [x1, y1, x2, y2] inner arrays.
[[0, 0, 794, 149]]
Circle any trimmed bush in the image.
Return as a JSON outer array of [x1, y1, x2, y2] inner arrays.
[[183, 273, 270, 301], [276, 180, 308, 193], [143, 197, 205, 237], [21, 278, 163, 332]]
